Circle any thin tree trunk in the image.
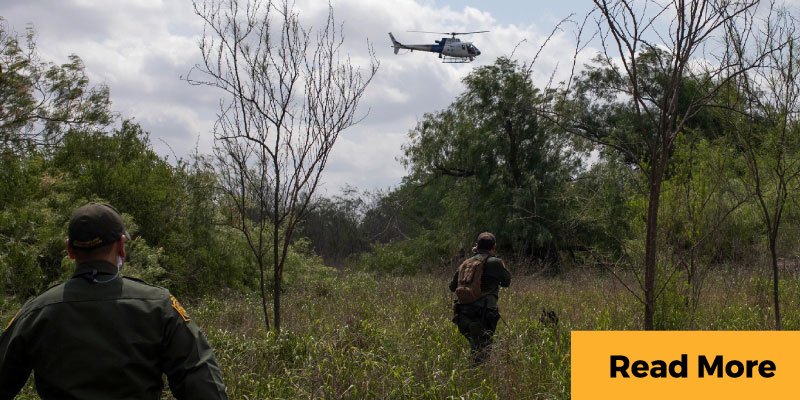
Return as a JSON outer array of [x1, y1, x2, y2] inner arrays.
[[644, 157, 667, 330], [273, 216, 281, 331], [274, 264, 281, 331], [260, 261, 270, 330], [770, 238, 781, 330], [644, 181, 660, 330]]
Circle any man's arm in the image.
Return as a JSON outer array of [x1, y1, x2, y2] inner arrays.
[[497, 259, 511, 288], [161, 295, 227, 400], [449, 269, 459, 292], [0, 312, 32, 400]]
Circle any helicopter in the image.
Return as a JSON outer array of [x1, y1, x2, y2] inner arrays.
[[388, 31, 488, 63]]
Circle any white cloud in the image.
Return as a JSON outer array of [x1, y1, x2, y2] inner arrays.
[[1, 0, 588, 193]]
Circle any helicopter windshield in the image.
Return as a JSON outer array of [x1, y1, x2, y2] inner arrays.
[[467, 44, 480, 55]]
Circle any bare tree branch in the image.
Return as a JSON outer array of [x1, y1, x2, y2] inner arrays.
[[189, 0, 378, 331]]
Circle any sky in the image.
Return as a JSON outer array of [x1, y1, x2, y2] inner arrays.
[[1, 0, 609, 195]]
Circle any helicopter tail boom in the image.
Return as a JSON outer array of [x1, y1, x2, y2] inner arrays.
[[389, 32, 438, 54], [389, 32, 401, 54]]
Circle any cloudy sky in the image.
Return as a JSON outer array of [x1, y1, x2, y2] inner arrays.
[[2, 0, 601, 194]]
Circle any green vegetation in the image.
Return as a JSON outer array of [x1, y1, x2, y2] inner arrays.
[[6, 1, 800, 398], [6, 267, 800, 398]]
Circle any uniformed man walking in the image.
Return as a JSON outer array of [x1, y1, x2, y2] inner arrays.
[[449, 232, 511, 364], [0, 202, 228, 399]]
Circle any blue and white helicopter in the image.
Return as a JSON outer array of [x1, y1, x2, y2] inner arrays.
[[388, 31, 488, 63]]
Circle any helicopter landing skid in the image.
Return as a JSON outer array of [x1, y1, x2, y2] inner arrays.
[[441, 55, 472, 63]]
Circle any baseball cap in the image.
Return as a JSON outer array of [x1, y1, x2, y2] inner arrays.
[[68, 202, 128, 249], [476, 232, 496, 250]]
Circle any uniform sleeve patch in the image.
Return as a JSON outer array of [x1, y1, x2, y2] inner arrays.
[[170, 295, 191, 322]]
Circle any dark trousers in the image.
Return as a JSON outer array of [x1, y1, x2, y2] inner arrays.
[[453, 302, 500, 363]]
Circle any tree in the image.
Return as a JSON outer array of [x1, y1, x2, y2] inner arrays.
[[300, 187, 369, 266], [725, 5, 800, 329], [0, 19, 114, 297], [0, 18, 113, 154], [52, 121, 183, 246], [188, 0, 378, 330], [657, 134, 748, 327], [401, 57, 583, 262], [566, 0, 765, 329]]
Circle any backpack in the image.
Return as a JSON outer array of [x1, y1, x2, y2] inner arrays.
[[455, 254, 489, 304]]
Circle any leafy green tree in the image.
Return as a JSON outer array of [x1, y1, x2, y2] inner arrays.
[[0, 18, 112, 154], [360, 184, 452, 246], [657, 134, 749, 327], [565, 0, 764, 329], [402, 57, 583, 262], [300, 187, 369, 266], [51, 123, 259, 294], [563, 151, 637, 261], [52, 121, 181, 246], [0, 117, 259, 298], [0, 20, 262, 299], [355, 183, 472, 274], [0, 154, 71, 298], [724, 6, 800, 329], [0, 18, 115, 297]]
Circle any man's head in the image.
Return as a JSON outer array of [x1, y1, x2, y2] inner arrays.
[[475, 232, 496, 252], [66, 202, 128, 263]]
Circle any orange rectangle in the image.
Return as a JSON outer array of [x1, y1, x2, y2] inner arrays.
[[572, 331, 800, 399]]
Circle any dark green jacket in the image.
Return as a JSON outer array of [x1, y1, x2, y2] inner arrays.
[[449, 251, 511, 308], [0, 261, 227, 400]]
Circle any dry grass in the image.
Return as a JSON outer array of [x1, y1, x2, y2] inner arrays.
[[4, 265, 799, 399]]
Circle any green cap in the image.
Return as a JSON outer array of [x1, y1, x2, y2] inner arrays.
[[68, 202, 128, 249]]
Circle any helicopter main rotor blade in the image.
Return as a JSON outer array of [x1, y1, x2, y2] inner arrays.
[[407, 30, 450, 35], [407, 30, 489, 36]]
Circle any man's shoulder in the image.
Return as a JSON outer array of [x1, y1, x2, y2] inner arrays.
[[19, 281, 67, 310], [485, 255, 507, 270], [465, 252, 502, 264], [6, 281, 68, 326], [122, 276, 172, 299], [483, 254, 502, 263], [461, 253, 484, 264]]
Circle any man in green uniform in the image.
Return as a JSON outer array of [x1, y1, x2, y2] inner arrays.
[[0, 202, 227, 399], [449, 232, 511, 364]]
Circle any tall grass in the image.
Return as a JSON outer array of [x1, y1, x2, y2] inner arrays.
[[4, 265, 800, 399]]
